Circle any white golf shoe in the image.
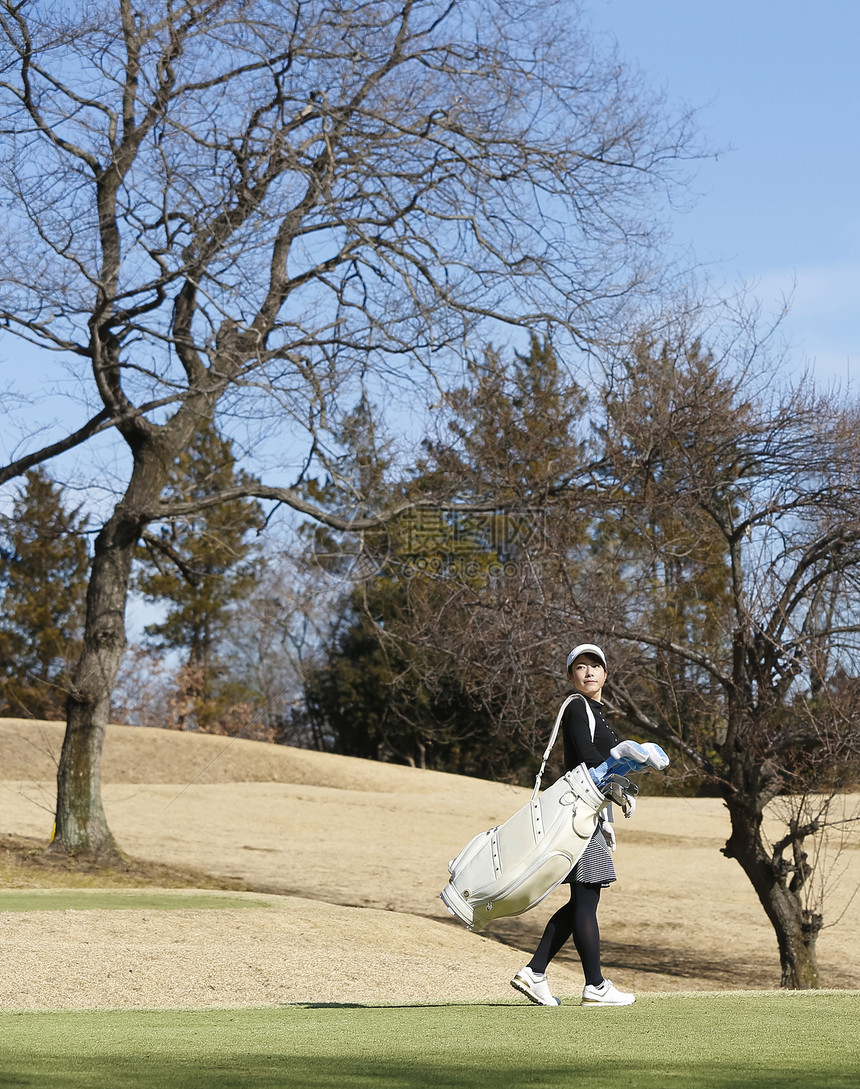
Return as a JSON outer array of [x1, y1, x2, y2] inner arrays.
[[510, 967, 561, 1007], [581, 978, 635, 1007]]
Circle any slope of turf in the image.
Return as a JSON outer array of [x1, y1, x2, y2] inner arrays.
[[0, 888, 275, 912], [2, 993, 858, 1089]]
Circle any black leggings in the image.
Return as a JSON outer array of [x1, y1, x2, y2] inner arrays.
[[526, 882, 603, 987]]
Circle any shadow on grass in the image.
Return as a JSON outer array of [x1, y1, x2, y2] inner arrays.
[[479, 913, 779, 988], [0, 1056, 854, 1089], [0, 833, 250, 892], [294, 1001, 519, 1009]]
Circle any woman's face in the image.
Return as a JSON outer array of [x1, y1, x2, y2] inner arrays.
[[569, 655, 606, 700]]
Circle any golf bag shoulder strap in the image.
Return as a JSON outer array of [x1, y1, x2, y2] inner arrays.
[[530, 693, 595, 802]]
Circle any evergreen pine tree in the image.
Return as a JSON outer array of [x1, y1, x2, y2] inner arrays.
[[303, 340, 593, 778], [134, 422, 265, 730], [0, 469, 89, 719]]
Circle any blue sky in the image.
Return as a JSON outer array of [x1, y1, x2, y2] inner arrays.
[[3, 0, 858, 457], [590, 0, 860, 386]]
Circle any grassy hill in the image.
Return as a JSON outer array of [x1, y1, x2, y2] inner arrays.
[[2, 717, 858, 1008]]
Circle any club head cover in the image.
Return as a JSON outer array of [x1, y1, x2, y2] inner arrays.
[[640, 742, 670, 770], [609, 740, 650, 766]]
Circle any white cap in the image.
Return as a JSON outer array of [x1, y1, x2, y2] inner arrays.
[[566, 643, 607, 670]]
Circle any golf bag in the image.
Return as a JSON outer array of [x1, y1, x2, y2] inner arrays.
[[440, 695, 641, 933]]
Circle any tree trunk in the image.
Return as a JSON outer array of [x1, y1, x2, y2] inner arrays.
[[50, 403, 213, 858], [51, 504, 142, 859], [722, 796, 822, 989], [54, 698, 118, 858]]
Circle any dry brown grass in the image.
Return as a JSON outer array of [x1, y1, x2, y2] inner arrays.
[[1, 718, 858, 1010]]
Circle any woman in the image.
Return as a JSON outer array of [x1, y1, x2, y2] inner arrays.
[[510, 643, 636, 1008]]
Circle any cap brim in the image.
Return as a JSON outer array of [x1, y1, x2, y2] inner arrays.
[[566, 643, 606, 669]]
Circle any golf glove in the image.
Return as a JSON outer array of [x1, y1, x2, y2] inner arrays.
[[601, 821, 617, 851]]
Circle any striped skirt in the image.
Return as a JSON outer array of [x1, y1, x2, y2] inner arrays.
[[566, 825, 616, 886]]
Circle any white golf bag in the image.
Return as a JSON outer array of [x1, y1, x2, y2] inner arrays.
[[440, 695, 638, 933]]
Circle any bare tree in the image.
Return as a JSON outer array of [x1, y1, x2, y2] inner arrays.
[[348, 325, 860, 988], [219, 553, 339, 745], [0, 0, 697, 857], [593, 330, 860, 988]]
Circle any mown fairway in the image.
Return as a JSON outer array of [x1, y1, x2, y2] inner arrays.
[[2, 993, 859, 1089]]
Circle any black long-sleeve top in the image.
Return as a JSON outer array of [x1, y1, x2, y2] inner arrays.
[[560, 693, 620, 772]]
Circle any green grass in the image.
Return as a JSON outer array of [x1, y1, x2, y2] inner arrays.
[[2, 993, 859, 1088], [0, 888, 275, 912]]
